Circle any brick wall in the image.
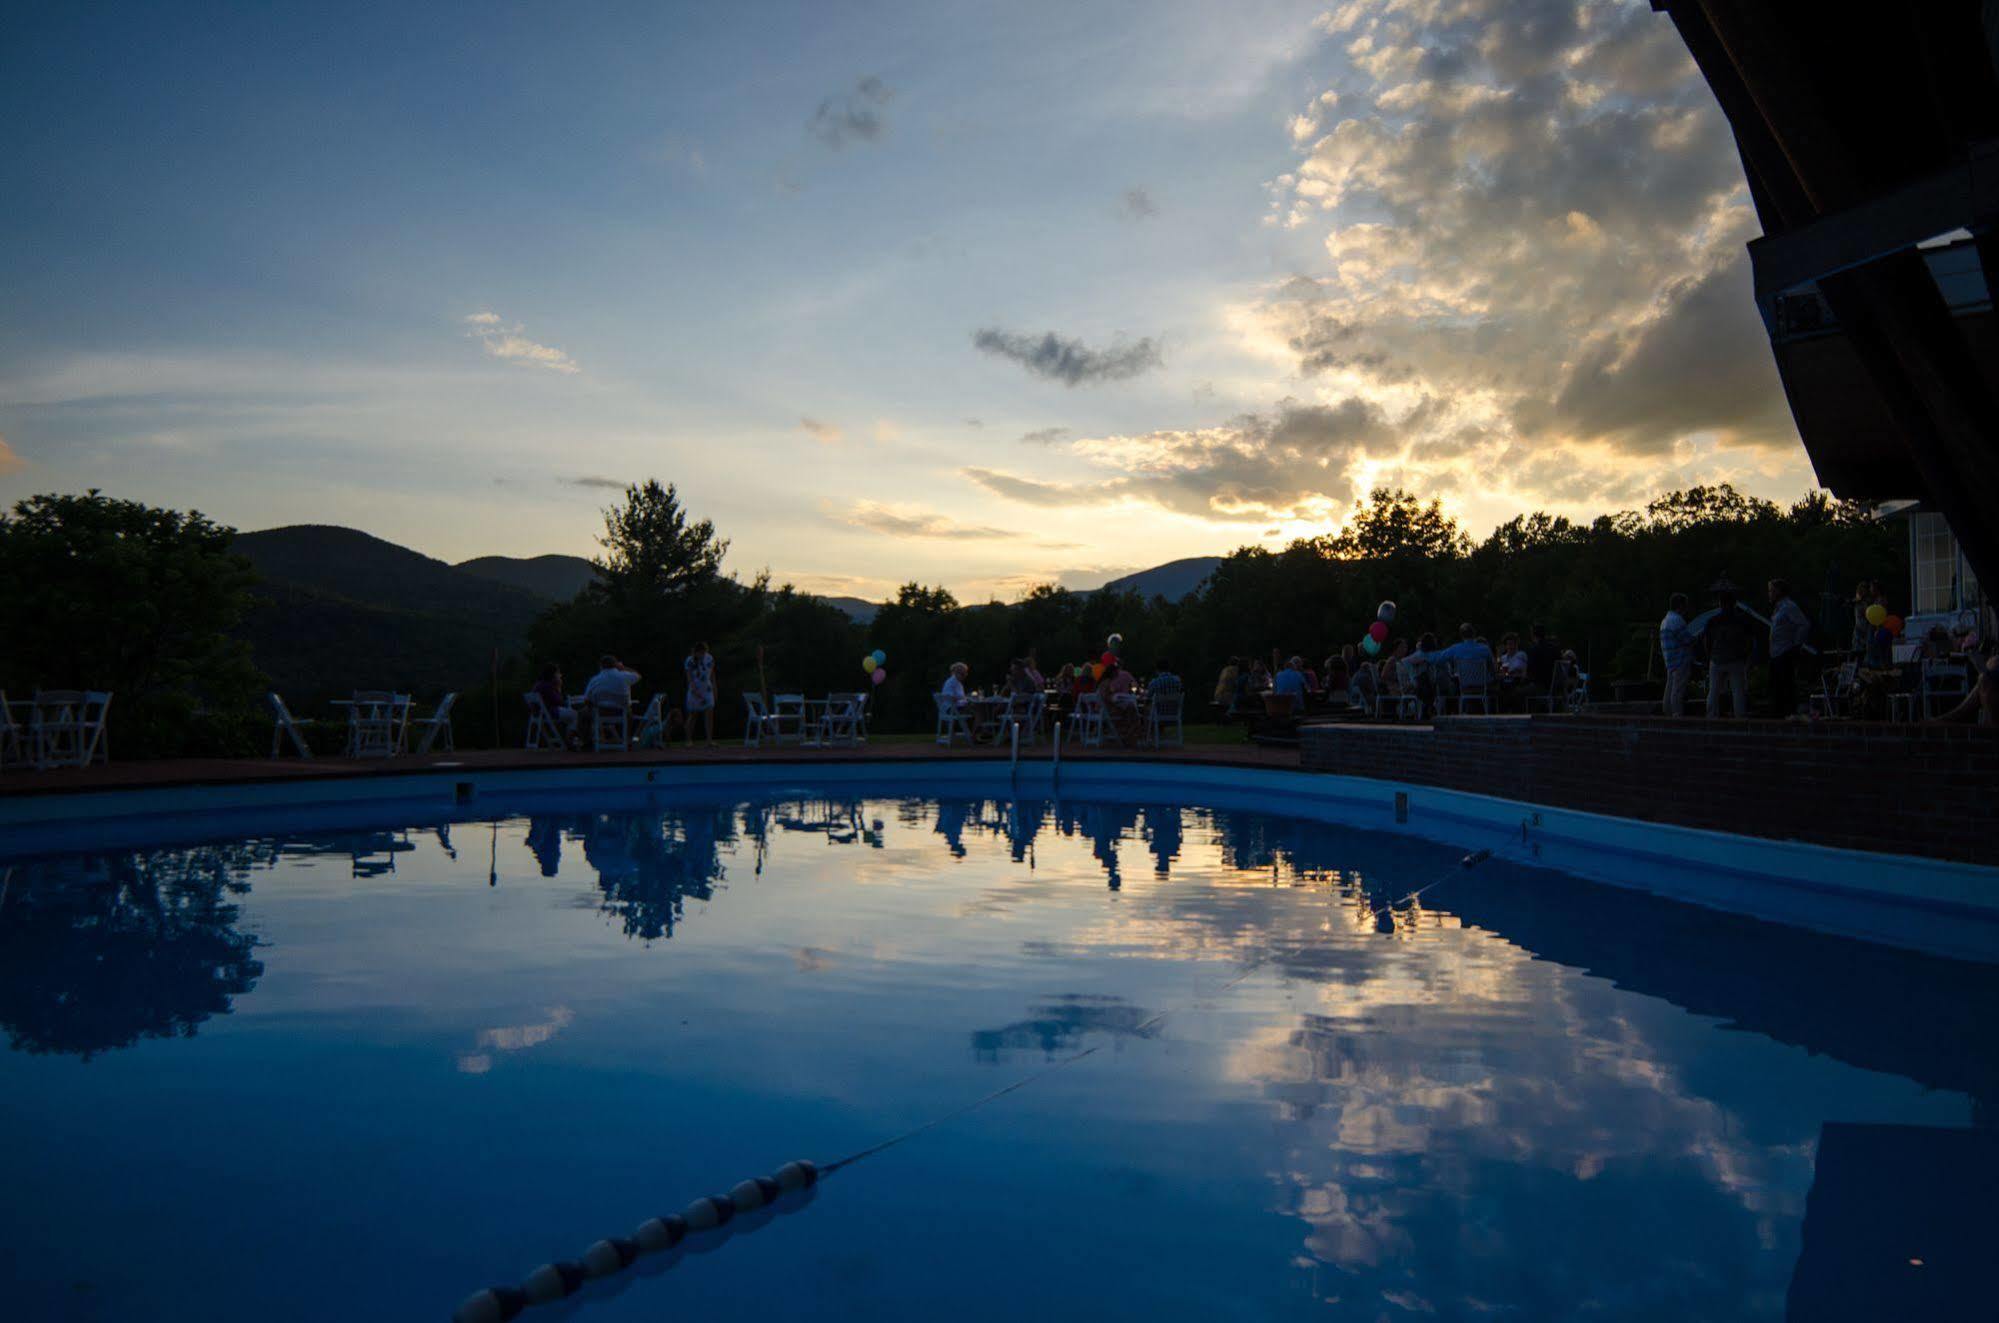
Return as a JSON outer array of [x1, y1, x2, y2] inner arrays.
[[1300, 715, 1999, 866]]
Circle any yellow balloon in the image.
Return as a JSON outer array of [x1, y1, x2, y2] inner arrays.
[[1865, 604, 1887, 626], [861, 655, 879, 674]]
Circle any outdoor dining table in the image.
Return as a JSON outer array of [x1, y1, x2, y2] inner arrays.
[[330, 695, 412, 758]]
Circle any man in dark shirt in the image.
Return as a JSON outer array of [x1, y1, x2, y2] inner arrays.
[[1524, 623, 1560, 694], [1703, 579, 1757, 717]]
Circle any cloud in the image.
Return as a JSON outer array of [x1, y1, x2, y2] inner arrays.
[[0, 432, 21, 475], [800, 417, 843, 443], [843, 501, 1018, 540], [565, 475, 626, 491], [809, 75, 894, 148], [872, 418, 902, 442], [1158, 0, 1801, 515], [463, 312, 580, 374], [972, 328, 1164, 386], [1121, 187, 1159, 220], [966, 397, 1391, 523], [964, 418, 985, 428], [1020, 426, 1071, 445]]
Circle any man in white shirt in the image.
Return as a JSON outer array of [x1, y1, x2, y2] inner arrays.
[[1659, 593, 1696, 716], [582, 654, 641, 709], [1766, 579, 1812, 718]]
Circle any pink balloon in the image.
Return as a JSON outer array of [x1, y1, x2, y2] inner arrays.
[[871, 667, 887, 685], [1367, 620, 1388, 642]]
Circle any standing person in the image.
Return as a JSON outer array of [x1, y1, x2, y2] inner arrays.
[[1766, 579, 1811, 719], [1703, 580, 1755, 718], [1524, 624, 1560, 700], [682, 641, 717, 747], [1659, 594, 1696, 716], [1850, 581, 1879, 653]]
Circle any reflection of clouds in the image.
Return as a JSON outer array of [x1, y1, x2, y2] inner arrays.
[[456, 1006, 574, 1074]]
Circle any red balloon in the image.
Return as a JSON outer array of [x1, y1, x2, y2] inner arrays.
[[1884, 614, 1904, 636], [1101, 650, 1116, 666], [1367, 620, 1388, 642]]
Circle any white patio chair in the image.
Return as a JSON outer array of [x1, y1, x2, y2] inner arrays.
[[523, 691, 566, 750], [29, 690, 106, 768], [742, 692, 778, 747], [1809, 660, 1860, 719], [591, 697, 631, 751], [1454, 656, 1493, 715], [999, 691, 1042, 747], [268, 692, 317, 759], [411, 692, 457, 755], [1, 690, 25, 769], [770, 693, 807, 745], [1147, 688, 1185, 747], [1919, 662, 1971, 720], [934, 693, 974, 746], [1066, 691, 1105, 747], [633, 694, 666, 748], [1389, 663, 1424, 721], [820, 693, 865, 747]]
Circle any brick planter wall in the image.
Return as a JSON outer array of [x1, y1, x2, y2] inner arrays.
[[1300, 715, 1999, 866]]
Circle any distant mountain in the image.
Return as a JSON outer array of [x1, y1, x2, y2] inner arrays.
[[456, 553, 598, 602], [233, 525, 550, 701], [820, 595, 880, 625], [1101, 556, 1222, 602]]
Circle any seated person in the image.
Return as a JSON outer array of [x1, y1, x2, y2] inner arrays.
[[1496, 633, 1529, 691], [1147, 661, 1183, 700], [1933, 652, 1999, 725], [532, 664, 580, 746], [1271, 656, 1310, 710], [1213, 657, 1240, 708], [1099, 663, 1143, 743], [940, 662, 970, 707], [582, 654, 641, 709]]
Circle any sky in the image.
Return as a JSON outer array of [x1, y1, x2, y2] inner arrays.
[[0, 0, 1816, 601]]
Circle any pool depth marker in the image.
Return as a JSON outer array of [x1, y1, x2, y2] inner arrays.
[[452, 846, 1500, 1322]]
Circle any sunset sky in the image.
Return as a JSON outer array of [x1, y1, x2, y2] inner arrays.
[[0, 0, 1813, 600]]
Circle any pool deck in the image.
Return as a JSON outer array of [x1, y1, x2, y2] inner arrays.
[[0, 738, 1305, 798]]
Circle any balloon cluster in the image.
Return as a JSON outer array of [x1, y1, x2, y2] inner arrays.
[[1864, 604, 1905, 636], [1361, 601, 1395, 656], [858, 648, 888, 685]]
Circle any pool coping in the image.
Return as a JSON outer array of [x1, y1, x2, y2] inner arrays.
[[2, 750, 1994, 963]]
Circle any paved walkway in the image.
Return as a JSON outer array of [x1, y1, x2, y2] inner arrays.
[[0, 739, 1304, 798]]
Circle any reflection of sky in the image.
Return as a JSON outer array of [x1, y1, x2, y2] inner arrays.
[[0, 795, 1986, 1321]]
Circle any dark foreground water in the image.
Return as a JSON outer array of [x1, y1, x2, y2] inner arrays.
[[0, 786, 1991, 1321]]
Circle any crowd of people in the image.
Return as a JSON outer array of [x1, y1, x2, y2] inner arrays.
[[1205, 573, 1993, 727], [1212, 620, 1584, 723], [529, 644, 720, 750], [935, 650, 1185, 745]]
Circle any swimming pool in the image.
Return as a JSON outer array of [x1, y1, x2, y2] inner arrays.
[[1, 778, 1991, 1320]]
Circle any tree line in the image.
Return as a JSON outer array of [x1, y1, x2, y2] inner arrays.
[[0, 480, 1904, 756]]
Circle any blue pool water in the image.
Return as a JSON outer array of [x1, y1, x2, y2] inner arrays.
[[0, 783, 1991, 1321]]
